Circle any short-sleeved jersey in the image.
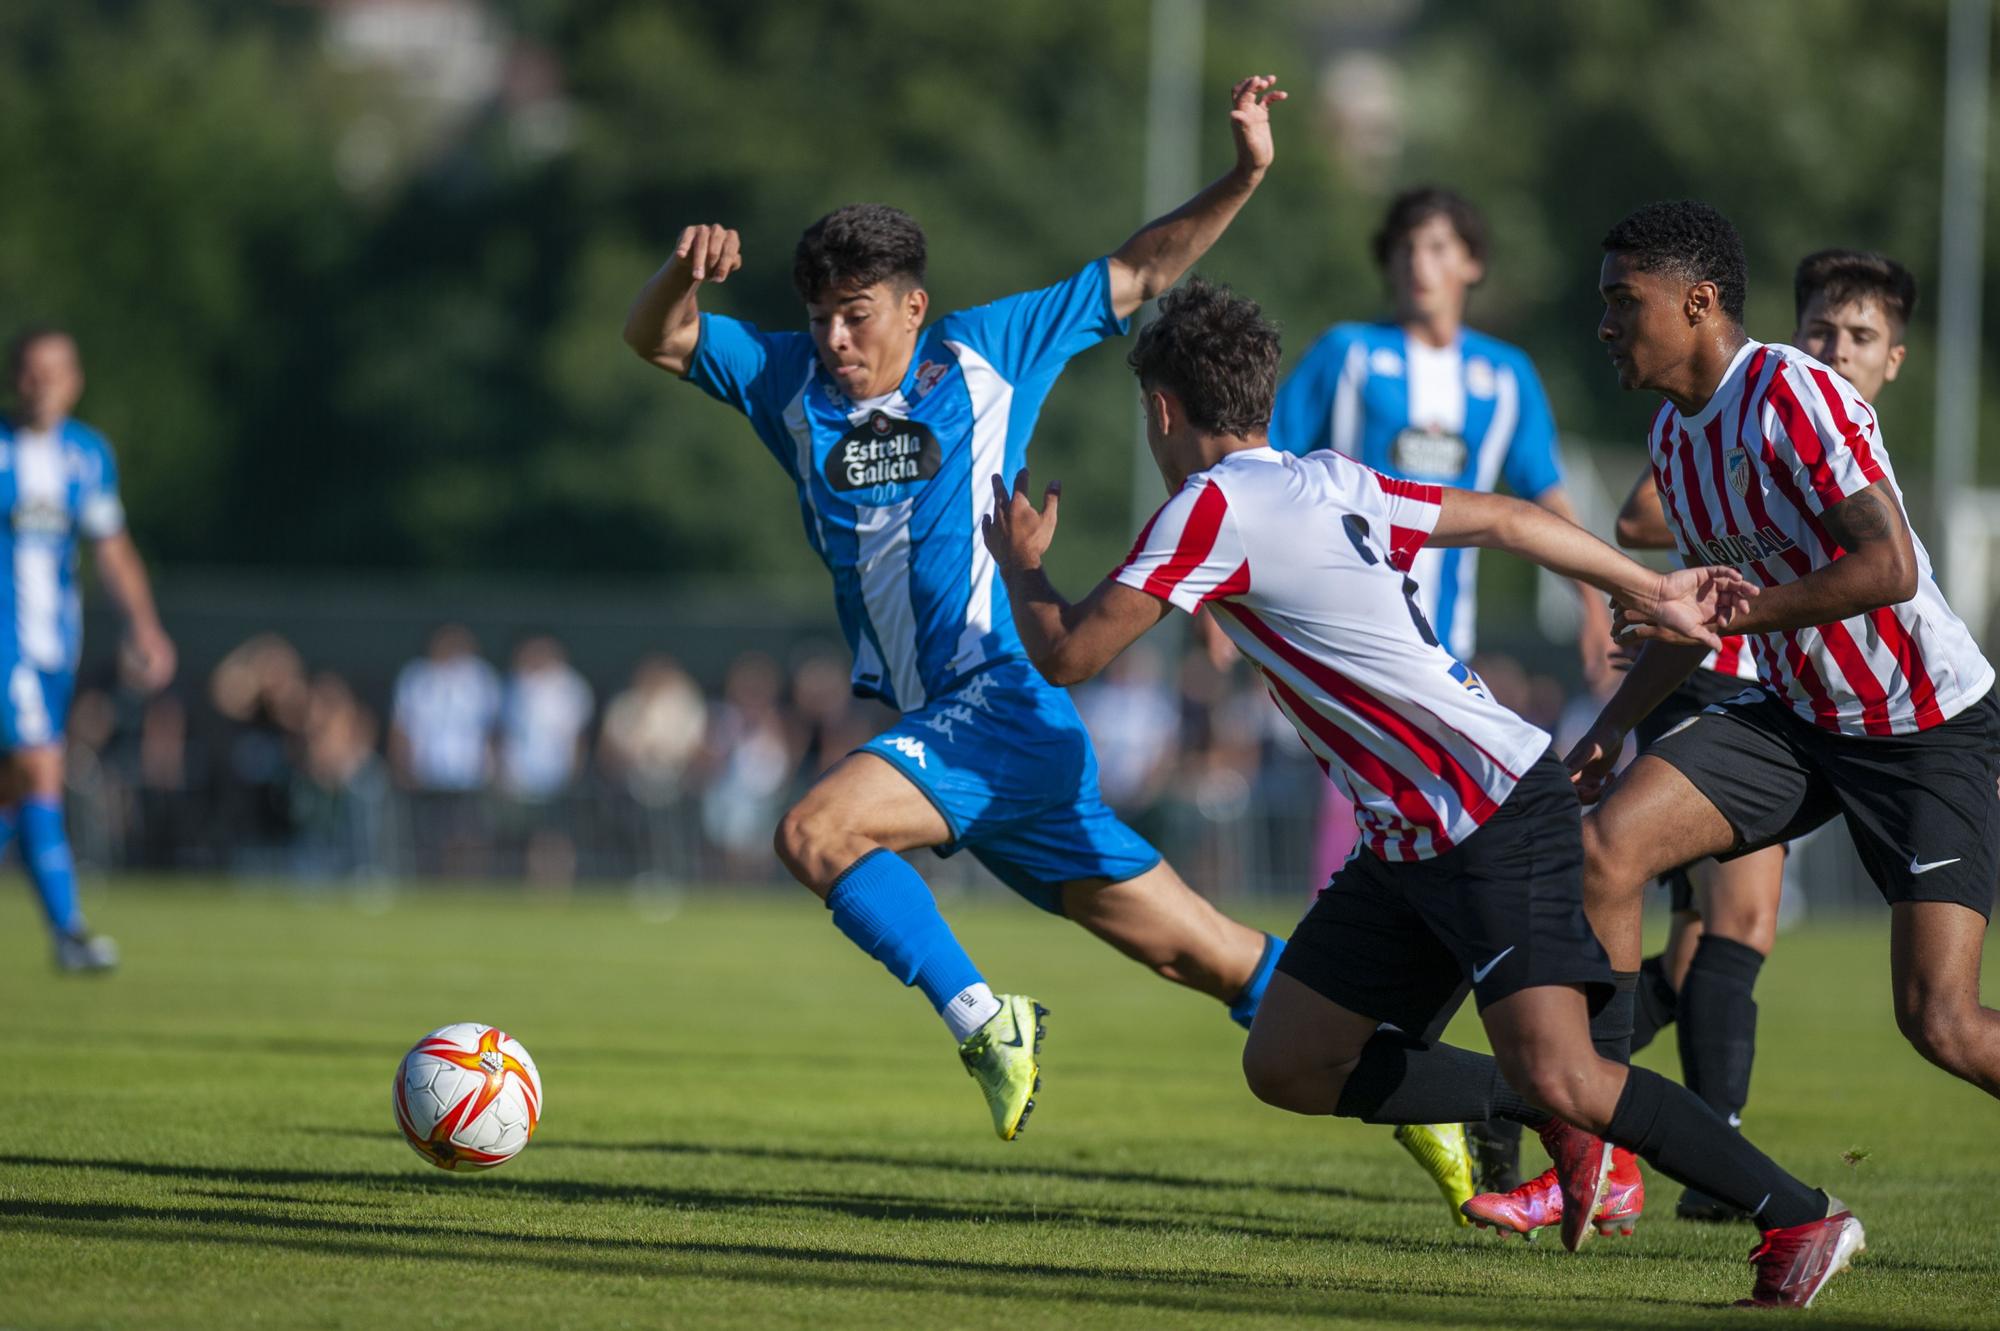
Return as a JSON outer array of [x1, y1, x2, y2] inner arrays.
[[1650, 341, 1993, 736], [687, 260, 1127, 711], [1112, 447, 1552, 862], [0, 419, 125, 673], [1270, 323, 1563, 660]]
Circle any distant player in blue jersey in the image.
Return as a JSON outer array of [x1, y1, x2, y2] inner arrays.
[[623, 77, 1288, 1142], [1271, 187, 1614, 1201], [2, 328, 176, 971]]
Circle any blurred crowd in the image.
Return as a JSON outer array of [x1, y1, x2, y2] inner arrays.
[[62, 623, 1592, 894]]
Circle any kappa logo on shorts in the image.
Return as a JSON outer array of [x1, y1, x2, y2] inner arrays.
[[885, 736, 929, 769]]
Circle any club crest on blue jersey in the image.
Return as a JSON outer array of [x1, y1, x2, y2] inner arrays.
[[1727, 448, 1752, 497], [824, 411, 940, 493]]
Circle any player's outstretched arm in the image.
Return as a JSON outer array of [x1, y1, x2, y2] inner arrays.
[[1430, 487, 1755, 645], [621, 224, 743, 376], [92, 531, 175, 692], [1104, 75, 1286, 321], [1688, 481, 1917, 638], [1564, 639, 1709, 802], [1613, 468, 1675, 550], [982, 471, 1170, 686]]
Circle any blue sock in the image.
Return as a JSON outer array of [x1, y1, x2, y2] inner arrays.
[[827, 849, 994, 1039], [1229, 933, 1284, 1030], [19, 798, 82, 937]]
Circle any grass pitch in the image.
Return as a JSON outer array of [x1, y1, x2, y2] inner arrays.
[[1, 881, 1996, 1330]]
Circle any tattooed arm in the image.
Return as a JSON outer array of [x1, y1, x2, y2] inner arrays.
[[1623, 482, 1917, 640]]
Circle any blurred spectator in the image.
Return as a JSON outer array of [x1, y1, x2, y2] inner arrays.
[[497, 635, 593, 800], [599, 654, 707, 804], [496, 635, 593, 888], [701, 651, 794, 879], [210, 633, 311, 867], [389, 624, 499, 792], [291, 672, 390, 877], [390, 624, 499, 877], [790, 650, 878, 781], [1074, 643, 1180, 811]]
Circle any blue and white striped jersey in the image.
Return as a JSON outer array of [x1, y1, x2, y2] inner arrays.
[[0, 418, 125, 673], [687, 259, 1126, 711], [1270, 323, 1563, 659]]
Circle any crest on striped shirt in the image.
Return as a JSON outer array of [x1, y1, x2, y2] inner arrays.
[[1726, 448, 1751, 497]]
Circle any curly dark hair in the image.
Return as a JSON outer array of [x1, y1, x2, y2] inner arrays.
[[1372, 186, 1488, 270], [1601, 201, 1748, 321], [792, 204, 927, 304], [1794, 249, 1918, 333], [1127, 277, 1280, 436]]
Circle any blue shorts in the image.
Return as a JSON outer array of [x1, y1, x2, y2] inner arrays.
[[860, 659, 1162, 913], [0, 664, 72, 749]]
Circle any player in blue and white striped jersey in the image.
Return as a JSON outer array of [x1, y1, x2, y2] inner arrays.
[[1272, 187, 1613, 683], [1, 328, 176, 971], [624, 77, 1290, 1143]]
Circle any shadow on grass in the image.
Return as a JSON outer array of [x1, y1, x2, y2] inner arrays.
[[301, 1127, 1408, 1205], [1, 1194, 1921, 1329], [0, 1153, 1379, 1244]]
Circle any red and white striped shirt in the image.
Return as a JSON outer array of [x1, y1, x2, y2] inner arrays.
[[1111, 447, 1551, 862], [1699, 635, 1760, 682], [1650, 341, 1992, 736]]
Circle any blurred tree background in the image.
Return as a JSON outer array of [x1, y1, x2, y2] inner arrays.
[[0, 0, 1985, 600]]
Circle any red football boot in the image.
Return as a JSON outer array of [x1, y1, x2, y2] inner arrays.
[[1736, 1202, 1865, 1309], [1594, 1148, 1645, 1237], [1461, 1119, 1613, 1252], [1462, 1165, 1560, 1240]]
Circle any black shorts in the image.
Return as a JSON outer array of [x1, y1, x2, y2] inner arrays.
[[1277, 753, 1614, 1035], [1646, 688, 2000, 917], [1633, 670, 1766, 911], [1633, 668, 1764, 749]]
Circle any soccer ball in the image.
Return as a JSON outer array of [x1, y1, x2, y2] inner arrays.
[[392, 1023, 543, 1171]]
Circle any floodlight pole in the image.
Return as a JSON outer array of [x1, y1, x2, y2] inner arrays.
[[1132, 0, 1205, 531], [1935, 0, 1991, 634]]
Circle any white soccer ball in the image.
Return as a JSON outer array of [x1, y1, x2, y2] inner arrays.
[[392, 1023, 544, 1171]]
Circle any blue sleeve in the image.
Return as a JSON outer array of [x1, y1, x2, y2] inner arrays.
[[1500, 352, 1563, 499], [942, 258, 1128, 388], [1269, 327, 1347, 457], [76, 427, 125, 538], [684, 313, 817, 472]]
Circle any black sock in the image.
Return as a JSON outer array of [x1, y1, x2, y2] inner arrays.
[[1630, 953, 1679, 1055], [1333, 1030, 1543, 1126], [1607, 1064, 1824, 1229], [1590, 970, 1639, 1064], [1676, 935, 1762, 1124]]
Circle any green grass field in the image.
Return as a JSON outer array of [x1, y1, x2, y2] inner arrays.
[[2, 881, 1996, 1330]]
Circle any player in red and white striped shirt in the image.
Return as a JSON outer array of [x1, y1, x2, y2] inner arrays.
[[1610, 250, 1923, 1223], [983, 278, 1852, 1303], [1561, 202, 1995, 1299]]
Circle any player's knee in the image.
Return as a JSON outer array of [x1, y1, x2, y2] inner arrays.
[[1578, 815, 1635, 898], [1241, 1039, 1313, 1113], [1896, 996, 1977, 1073], [771, 802, 828, 884], [1705, 901, 1777, 954]]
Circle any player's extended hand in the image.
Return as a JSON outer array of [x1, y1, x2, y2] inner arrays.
[[671, 224, 741, 285], [1615, 566, 1758, 651], [1228, 75, 1287, 179], [982, 469, 1060, 574], [122, 622, 177, 694], [1563, 719, 1624, 805]]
